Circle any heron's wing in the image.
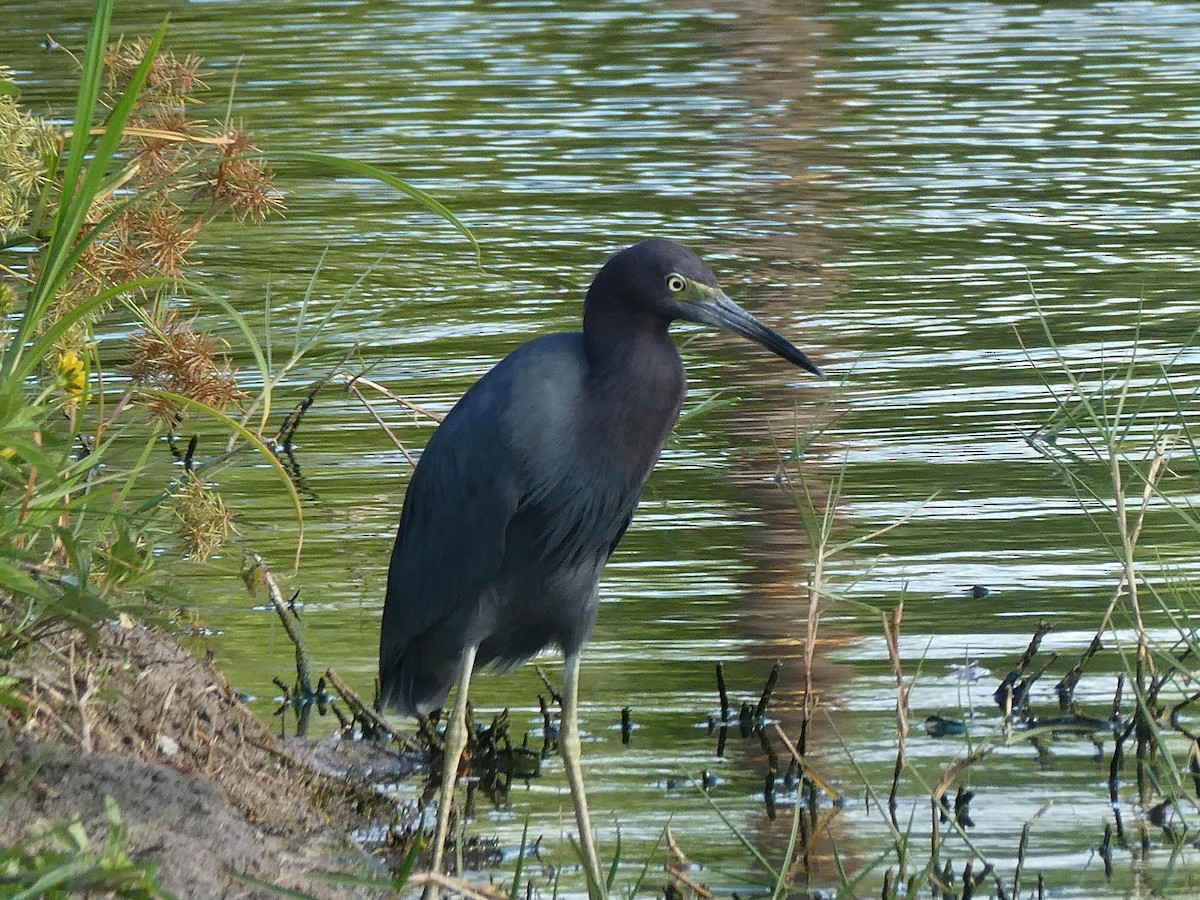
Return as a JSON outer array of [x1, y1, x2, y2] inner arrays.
[[378, 335, 587, 713], [379, 370, 523, 689], [608, 511, 635, 556]]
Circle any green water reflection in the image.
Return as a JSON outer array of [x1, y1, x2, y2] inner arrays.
[[4, 0, 1200, 895]]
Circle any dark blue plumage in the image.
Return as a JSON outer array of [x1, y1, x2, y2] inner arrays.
[[380, 329, 673, 715], [380, 239, 820, 715], [378, 239, 821, 895]]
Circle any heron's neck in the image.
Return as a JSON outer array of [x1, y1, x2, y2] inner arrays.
[[581, 295, 686, 472], [583, 296, 680, 383]]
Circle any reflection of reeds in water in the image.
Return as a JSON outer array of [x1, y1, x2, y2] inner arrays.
[[669, 306, 1200, 899]]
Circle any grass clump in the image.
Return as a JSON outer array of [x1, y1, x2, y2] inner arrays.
[[0, 6, 278, 651], [170, 477, 234, 563], [0, 0, 468, 643], [0, 794, 170, 899]]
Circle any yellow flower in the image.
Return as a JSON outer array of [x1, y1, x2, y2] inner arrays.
[[57, 349, 87, 403]]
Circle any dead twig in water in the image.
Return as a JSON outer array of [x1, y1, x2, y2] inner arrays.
[[324, 667, 416, 750], [248, 552, 314, 698], [994, 621, 1054, 721], [882, 600, 910, 832], [534, 666, 563, 706], [344, 373, 444, 423], [402, 871, 505, 900], [771, 723, 841, 802], [715, 662, 729, 722], [1056, 634, 1102, 710], [343, 374, 420, 467], [755, 662, 781, 720], [665, 826, 714, 900], [342, 372, 446, 468], [276, 358, 352, 449], [930, 747, 992, 862]]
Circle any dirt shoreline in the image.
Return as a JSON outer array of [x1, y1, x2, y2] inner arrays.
[[0, 621, 409, 898]]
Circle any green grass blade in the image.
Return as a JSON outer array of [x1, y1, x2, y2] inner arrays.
[[91, 423, 163, 539], [567, 835, 606, 900], [606, 824, 621, 892], [2, 0, 110, 373], [390, 831, 423, 890], [692, 776, 779, 881], [53, 0, 113, 239], [626, 823, 668, 899], [508, 818, 530, 900], [9, 20, 169, 374], [269, 150, 479, 264]]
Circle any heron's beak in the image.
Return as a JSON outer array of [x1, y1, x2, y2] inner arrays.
[[681, 287, 824, 377]]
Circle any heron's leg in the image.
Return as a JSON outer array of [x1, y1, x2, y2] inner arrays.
[[425, 645, 477, 898], [560, 652, 606, 898]]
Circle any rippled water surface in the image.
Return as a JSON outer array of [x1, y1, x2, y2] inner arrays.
[[5, 0, 1200, 895]]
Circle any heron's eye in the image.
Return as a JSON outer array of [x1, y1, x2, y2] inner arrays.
[[667, 274, 687, 293]]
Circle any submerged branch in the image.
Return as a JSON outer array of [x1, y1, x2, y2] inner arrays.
[[249, 552, 313, 697]]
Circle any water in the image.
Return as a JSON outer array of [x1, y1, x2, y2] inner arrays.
[[4, 0, 1200, 895]]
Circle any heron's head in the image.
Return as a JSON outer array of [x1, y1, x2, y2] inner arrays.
[[588, 238, 823, 376]]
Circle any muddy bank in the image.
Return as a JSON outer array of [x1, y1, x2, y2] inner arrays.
[[0, 621, 410, 898]]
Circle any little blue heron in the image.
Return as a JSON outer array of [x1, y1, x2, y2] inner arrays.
[[379, 239, 822, 897]]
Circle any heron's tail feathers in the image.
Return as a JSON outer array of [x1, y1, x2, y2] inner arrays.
[[378, 645, 456, 718]]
